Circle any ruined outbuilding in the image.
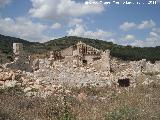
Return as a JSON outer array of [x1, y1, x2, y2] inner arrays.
[[50, 41, 111, 71], [5, 43, 33, 72], [1, 41, 160, 97]]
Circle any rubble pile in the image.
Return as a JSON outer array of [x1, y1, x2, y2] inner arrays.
[[0, 66, 22, 88], [0, 42, 160, 98]]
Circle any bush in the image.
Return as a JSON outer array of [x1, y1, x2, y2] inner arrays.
[[0, 85, 24, 95], [105, 106, 138, 120]]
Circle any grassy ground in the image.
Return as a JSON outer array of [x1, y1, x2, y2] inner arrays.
[[0, 82, 160, 120]]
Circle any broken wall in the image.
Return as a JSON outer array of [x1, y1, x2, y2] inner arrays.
[[6, 43, 33, 72], [92, 50, 110, 72], [61, 47, 73, 57], [146, 61, 160, 72], [100, 50, 110, 71]]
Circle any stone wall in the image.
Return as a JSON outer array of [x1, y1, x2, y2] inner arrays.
[[100, 50, 110, 71], [130, 59, 146, 73], [61, 47, 73, 57], [6, 43, 33, 72], [13, 43, 23, 56], [146, 61, 160, 72], [84, 55, 94, 64], [130, 59, 160, 73]]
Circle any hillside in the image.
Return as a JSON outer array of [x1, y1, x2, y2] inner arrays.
[[0, 34, 48, 54], [44, 36, 160, 62], [1, 34, 160, 62]]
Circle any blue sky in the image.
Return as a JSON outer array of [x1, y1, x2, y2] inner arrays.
[[0, 0, 160, 47]]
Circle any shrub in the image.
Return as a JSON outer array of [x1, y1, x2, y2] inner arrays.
[[105, 106, 138, 120]]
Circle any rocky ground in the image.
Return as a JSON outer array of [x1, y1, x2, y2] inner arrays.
[[0, 58, 159, 98], [0, 79, 160, 120], [0, 58, 160, 119]]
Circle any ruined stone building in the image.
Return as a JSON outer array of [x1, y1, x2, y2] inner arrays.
[[13, 43, 23, 56], [2, 42, 160, 90], [5, 42, 111, 73], [61, 41, 101, 58], [52, 41, 111, 71], [61, 41, 101, 64], [5, 43, 33, 72]]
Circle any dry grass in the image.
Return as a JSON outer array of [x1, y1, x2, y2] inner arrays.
[[0, 82, 160, 120]]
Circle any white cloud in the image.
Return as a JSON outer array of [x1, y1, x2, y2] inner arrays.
[[0, 17, 53, 42], [130, 30, 160, 47], [68, 18, 83, 27], [29, 0, 105, 19], [144, 31, 160, 47], [120, 22, 136, 31], [138, 20, 155, 29], [152, 27, 160, 33], [120, 20, 156, 31], [51, 22, 62, 29], [67, 24, 87, 36], [123, 34, 135, 40], [0, 0, 11, 7], [149, 31, 158, 38], [67, 24, 114, 41], [130, 40, 146, 47]]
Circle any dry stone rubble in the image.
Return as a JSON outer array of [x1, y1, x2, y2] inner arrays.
[[0, 42, 160, 97]]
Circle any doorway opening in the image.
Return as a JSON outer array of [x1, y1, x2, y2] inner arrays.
[[82, 60, 87, 65], [118, 78, 130, 87]]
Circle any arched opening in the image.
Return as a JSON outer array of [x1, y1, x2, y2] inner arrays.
[[7, 56, 14, 62], [82, 60, 87, 65], [118, 78, 130, 87]]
